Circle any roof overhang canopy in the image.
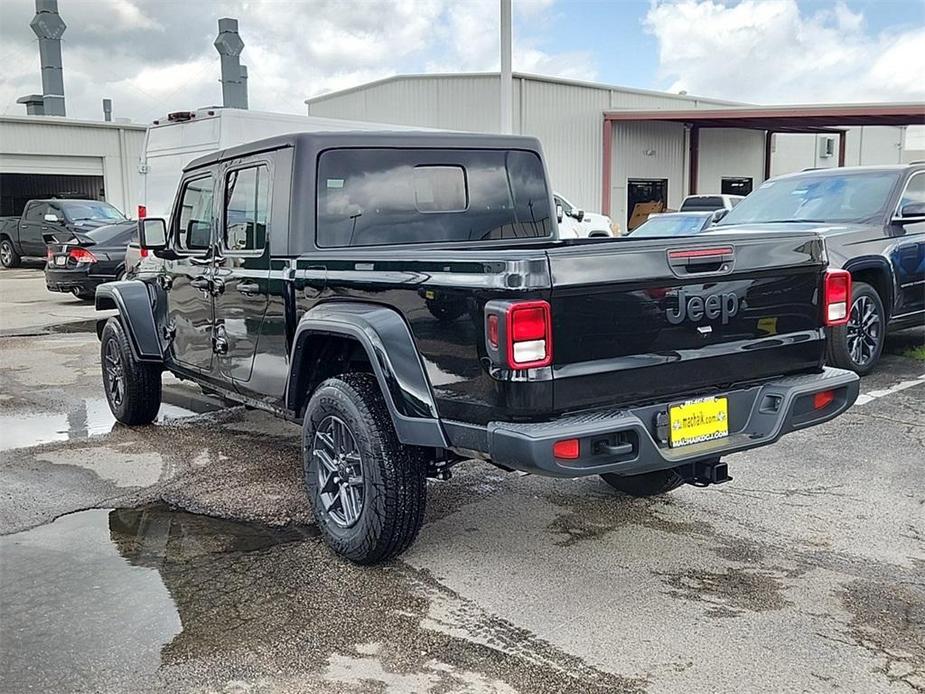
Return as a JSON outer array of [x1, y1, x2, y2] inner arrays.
[[603, 103, 925, 134]]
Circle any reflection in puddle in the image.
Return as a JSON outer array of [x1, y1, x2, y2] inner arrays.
[[0, 504, 635, 693], [0, 399, 201, 452], [0, 505, 314, 693]]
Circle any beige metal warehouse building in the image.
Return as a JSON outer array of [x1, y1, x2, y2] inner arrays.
[[0, 115, 145, 218], [306, 72, 925, 229]]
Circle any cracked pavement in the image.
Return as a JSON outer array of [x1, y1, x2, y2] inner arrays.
[[1, 269, 923, 693]]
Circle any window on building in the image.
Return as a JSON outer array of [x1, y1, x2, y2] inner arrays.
[[316, 148, 551, 247], [176, 175, 214, 251], [224, 166, 269, 252], [721, 177, 753, 196]]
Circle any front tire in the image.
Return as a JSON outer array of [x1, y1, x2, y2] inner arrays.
[[100, 318, 162, 425], [0, 238, 21, 268], [826, 281, 885, 376], [302, 373, 426, 564], [601, 468, 685, 497]]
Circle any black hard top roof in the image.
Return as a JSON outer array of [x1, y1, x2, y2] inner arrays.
[[186, 130, 545, 172]]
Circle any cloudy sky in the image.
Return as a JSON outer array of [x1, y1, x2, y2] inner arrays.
[[0, 0, 923, 123]]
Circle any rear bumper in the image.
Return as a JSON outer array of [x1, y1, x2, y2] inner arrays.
[[45, 267, 113, 294], [446, 367, 859, 478]]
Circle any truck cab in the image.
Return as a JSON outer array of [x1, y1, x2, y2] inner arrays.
[[96, 131, 859, 565]]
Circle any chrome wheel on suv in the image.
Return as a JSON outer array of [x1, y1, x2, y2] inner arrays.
[[826, 281, 885, 376], [846, 294, 882, 369], [312, 415, 365, 528]]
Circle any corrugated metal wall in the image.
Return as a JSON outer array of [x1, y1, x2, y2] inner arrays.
[[0, 117, 146, 216], [306, 74, 730, 214], [697, 128, 765, 194], [611, 121, 687, 228]]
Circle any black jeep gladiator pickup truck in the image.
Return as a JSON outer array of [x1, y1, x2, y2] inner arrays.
[[97, 132, 859, 564]]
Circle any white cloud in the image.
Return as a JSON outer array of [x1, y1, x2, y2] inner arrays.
[[645, 0, 925, 103], [0, 0, 596, 123]]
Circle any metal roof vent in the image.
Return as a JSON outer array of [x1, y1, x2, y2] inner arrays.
[[214, 18, 248, 109], [30, 0, 66, 116]]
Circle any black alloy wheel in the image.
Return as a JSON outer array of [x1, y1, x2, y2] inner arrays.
[[312, 415, 366, 528], [103, 337, 126, 409]]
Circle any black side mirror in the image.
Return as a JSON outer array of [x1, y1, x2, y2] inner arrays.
[[139, 218, 168, 251], [894, 202, 925, 224], [575, 209, 585, 223]]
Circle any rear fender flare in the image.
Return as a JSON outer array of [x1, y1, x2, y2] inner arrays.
[[286, 302, 447, 448], [95, 280, 164, 363]]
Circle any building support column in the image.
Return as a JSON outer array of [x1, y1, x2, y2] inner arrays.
[[837, 130, 847, 167], [688, 125, 700, 195], [601, 117, 612, 216]]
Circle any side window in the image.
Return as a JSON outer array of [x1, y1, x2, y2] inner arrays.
[[176, 175, 214, 251], [899, 173, 925, 210], [24, 203, 46, 222], [223, 165, 269, 252]]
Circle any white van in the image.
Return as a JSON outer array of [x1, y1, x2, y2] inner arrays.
[[138, 108, 429, 218]]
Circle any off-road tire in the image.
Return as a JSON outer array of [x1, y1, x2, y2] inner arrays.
[[826, 281, 885, 376], [0, 238, 21, 268], [100, 318, 162, 425], [601, 468, 685, 497], [302, 373, 427, 564]]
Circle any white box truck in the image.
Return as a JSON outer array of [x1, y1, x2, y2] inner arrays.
[[138, 108, 430, 218]]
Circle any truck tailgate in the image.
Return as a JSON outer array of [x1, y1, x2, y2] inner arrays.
[[547, 234, 826, 411]]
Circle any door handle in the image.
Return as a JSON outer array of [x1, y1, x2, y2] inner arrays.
[[211, 277, 226, 295], [236, 281, 261, 296], [190, 276, 211, 292]]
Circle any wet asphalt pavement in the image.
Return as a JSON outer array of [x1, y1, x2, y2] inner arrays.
[[1, 271, 924, 693]]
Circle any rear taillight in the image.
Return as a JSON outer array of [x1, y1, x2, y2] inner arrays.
[[823, 270, 851, 326], [137, 205, 147, 219], [68, 247, 98, 264], [813, 390, 835, 410], [484, 299, 552, 369], [140, 247, 149, 258]]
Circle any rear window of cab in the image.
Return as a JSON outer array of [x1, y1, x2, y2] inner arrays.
[[316, 148, 552, 247]]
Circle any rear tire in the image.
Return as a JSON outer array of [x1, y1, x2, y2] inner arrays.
[[826, 281, 885, 376], [100, 318, 162, 425], [0, 238, 20, 268], [601, 468, 685, 497], [302, 373, 427, 564]]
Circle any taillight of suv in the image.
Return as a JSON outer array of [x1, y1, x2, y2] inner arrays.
[[484, 299, 553, 369]]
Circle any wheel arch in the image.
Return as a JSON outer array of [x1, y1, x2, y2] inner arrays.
[[843, 257, 894, 320], [287, 302, 447, 448], [95, 280, 164, 363]]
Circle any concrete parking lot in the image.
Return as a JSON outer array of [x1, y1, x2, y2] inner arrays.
[[1, 267, 923, 693]]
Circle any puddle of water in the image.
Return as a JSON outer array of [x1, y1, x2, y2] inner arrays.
[[0, 504, 639, 694], [0, 398, 207, 452], [0, 505, 313, 693]]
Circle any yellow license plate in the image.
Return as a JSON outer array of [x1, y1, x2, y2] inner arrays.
[[669, 397, 729, 448]]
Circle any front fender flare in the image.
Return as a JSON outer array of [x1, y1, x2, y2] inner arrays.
[[287, 302, 448, 448], [95, 280, 163, 363]]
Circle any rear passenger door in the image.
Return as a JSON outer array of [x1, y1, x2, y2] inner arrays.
[[213, 159, 272, 385], [891, 171, 925, 316], [20, 202, 48, 255]]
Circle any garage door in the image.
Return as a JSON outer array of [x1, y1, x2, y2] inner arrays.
[[0, 154, 104, 177], [0, 174, 106, 216]]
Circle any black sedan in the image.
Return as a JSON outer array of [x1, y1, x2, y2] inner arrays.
[[45, 221, 135, 301]]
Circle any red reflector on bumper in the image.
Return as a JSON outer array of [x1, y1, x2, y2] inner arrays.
[[813, 390, 835, 410], [553, 438, 580, 460]]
